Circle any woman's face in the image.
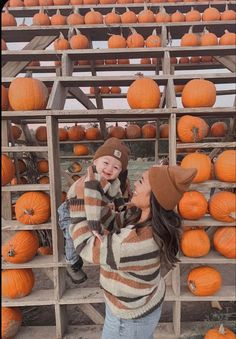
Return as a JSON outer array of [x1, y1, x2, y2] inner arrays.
[[131, 171, 151, 209]]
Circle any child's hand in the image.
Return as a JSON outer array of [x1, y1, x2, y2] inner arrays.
[[92, 230, 104, 242], [107, 202, 115, 211]]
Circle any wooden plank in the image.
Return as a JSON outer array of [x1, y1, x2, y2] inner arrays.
[[55, 303, 67, 339], [182, 217, 236, 227], [190, 180, 236, 190], [46, 80, 67, 110], [2, 35, 57, 77], [169, 114, 176, 166], [2, 22, 235, 42], [173, 301, 181, 337], [68, 88, 97, 109], [78, 304, 104, 324], [177, 141, 236, 149], [214, 55, 236, 72], [2, 146, 48, 152], [2, 289, 55, 306], [2, 184, 50, 191], [180, 285, 236, 301], [2, 218, 52, 230], [180, 250, 236, 264]]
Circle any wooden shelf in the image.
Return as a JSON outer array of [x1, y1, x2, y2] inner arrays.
[[182, 216, 236, 227], [190, 180, 236, 189], [2, 289, 55, 307], [2, 219, 52, 231], [180, 250, 236, 264], [2, 146, 48, 152], [1, 184, 50, 191], [180, 285, 236, 301]]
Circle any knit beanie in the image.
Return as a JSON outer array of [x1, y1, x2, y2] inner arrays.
[[148, 165, 197, 210], [93, 137, 131, 172]]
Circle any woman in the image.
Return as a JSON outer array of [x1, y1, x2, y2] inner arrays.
[[69, 165, 197, 339]]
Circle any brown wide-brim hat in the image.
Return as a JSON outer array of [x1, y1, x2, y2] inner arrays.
[[148, 165, 197, 210], [93, 137, 131, 172]]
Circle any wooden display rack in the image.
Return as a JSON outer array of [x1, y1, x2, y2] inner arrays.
[[1, 1, 236, 338]]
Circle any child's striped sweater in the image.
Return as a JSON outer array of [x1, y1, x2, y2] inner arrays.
[[69, 205, 166, 319]]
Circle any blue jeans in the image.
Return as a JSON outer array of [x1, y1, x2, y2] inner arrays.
[[102, 303, 162, 339], [58, 201, 82, 266]]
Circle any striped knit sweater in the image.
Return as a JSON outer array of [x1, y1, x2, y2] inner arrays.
[[69, 205, 166, 319]]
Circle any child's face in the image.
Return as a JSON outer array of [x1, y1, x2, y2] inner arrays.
[[93, 155, 122, 180]]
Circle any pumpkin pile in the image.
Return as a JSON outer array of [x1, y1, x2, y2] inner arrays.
[[187, 266, 222, 296]]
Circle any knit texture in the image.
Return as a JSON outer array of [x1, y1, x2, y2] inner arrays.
[[69, 207, 166, 319]]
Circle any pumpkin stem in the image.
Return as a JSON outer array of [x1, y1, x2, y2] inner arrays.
[[188, 280, 196, 292], [188, 26, 193, 34], [56, 9, 61, 15], [129, 27, 137, 35], [59, 32, 65, 40], [24, 208, 34, 216], [8, 248, 16, 257], [25, 71, 33, 78], [152, 28, 157, 36], [229, 212, 236, 220], [219, 324, 225, 334]]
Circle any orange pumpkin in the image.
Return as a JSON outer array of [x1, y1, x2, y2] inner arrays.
[[9, 75, 48, 111], [126, 124, 142, 139], [178, 191, 208, 220], [2, 8, 17, 26], [37, 175, 49, 184], [138, 6, 155, 23], [181, 26, 200, 47], [67, 8, 84, 25], [51, 9, 66, 26], [58, 128, 68, 141], [142, 123, 156, 138], [2, 307, 22, 339], [177, 115, 209, 143], [100, 86, 110, 94], [9, 0, 24, 6], [214, 150, 236, 182], [32, 7, 51, 26], [202, 6, 221, 21], [187, 266, 222, 296], [2, 269, 35, 299], [213, 227, 236, 259], [85, 127, 102, 140], [2, 231, 39, 263], [84, 9, 103, 24], [171, 9, 185, 22], [73, 144, 89, 156], [69, 30, 89, 49], [220, 5, 236, 21], [68, 125, 85, 141], [110, 86, 121, 94], [204, 324, 236, 339], [53, 0, 70, 4], [15, 191, 51, 224], [127, 75, 161, 109], [121, 8, 137, 24], [54, 32, 70, 50], [2, 85, 9, 111], [210, 121, 228, 137], [126, 29, 145, 48], [108, 125, 126, 139], [159, 123, 169, 138], [185, 7, 201, 22], [37, 246, 53, 255], [35, 126, 47, 142], [200, 28, 218, 46], [155, 7, 170, 23], [39, 0, 54, 4], [104, 8, 121, 25], [209, 191, 236, 223], [37, 159, 49, 173], [181, 153, 211, 183], [2, 154, 15, 186], [145, 29, 161, 48], [180, 228, 210, 257], [219, 30, 236, 45], [140, 58, 151, 64], [108, 34, 127, 49], [182, 79, 216, 108]]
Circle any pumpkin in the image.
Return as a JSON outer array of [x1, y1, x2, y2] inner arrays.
[[138, 6, 155, 23], [73, 144, 89, 156], [90, 86, 100, 94], [142, 123, 156, 138], [37, 175, 49, 184], [2, 8, 17, 26], [24, 0, 39, 4], [2, 85, 9, 111], [2, 154, 15, 186], [2, 307, 22, 339], [37, 159, 49, 173], [100, 86, 110, 94], [104, 8, 121, 25], [159, 123, 169, 138], [51, 9, 66, 26], [110, 86, 121, 94], [100, 0, 116, 3], [83, 0, 98, 4], [200, 28, 218, 46], [108, 34, 127, 48], [221, 5, 236, 21], [209, 191, 236, 223], [181, 26, 200, 47], [68, 125, 85, 141], [204, 324, 236, 339], [118, 58, 130, 64], [219, 30, 236, 46], [14, 159, 27, 174], [9, 74, 48, 111], [182, 79, 216, 108], [126, 124, 142, 139], [105, 59, 117, 66], [84, 9, 103, 24], [126, 28, 145, 48], [9, 0, 24, 6], [35, 126, 47, 142], [67, 161, 82, 173], [11, 176, 28, 185], [171, 10, 185, 22], [37, 246, 53, 255], [155, 7, 170, 23], [53, 0, 70, 4], [180, 228, 210, 257], [190, 56, 201, 64], [32, 7, 51, 26], [178, 191, 208, 220], [108, 124, 126, 139], [127, 74, 161, 109], [67, 8, 84, 25], [39, 0, 54, 4], [213, 227, 236, 259], [179, 57, 189, 64], [2, 269, 35, 299], [181, 153, 211, 183], [15, 191, 51, 224], [121, 8, 137, 24], [175, 84, 185, 93], [85, 126, 101, 140], [186, 7, 201, 22], [54, 32, 70, 50], [177, 115, 209, 143], [187, 266, 222, 296], [214, 150, 236, 182], [69, 29, 89, 49], [58, 127, 68, 141], [202, 6, 221, 21], [145, 29, 161, 48], [140, 58, 151, 64], [210, 121, 228, 137], [2, 231, 39, 264], [201, 56, 213, 63], [70, 0, 83, 3]]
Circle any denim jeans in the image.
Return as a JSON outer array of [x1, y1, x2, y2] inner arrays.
[[58, 201, 83, 267], [102, 302, 162, 339]]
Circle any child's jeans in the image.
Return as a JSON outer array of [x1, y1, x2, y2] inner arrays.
[[102, 302, 162, 339], [58, 201, 83, 267]]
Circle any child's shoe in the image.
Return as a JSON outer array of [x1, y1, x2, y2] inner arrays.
[[66, 261, 87, 284]]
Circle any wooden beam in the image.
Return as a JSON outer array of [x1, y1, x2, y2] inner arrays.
[[2, 35, 57, 77], [68, 88, 96, 109], [214, 55, 236, 72], [78, 304, 104, 325]]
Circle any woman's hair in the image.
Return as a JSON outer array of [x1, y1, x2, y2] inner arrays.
[[118, 170, 128, 194], [150, 193, 182, 268]]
